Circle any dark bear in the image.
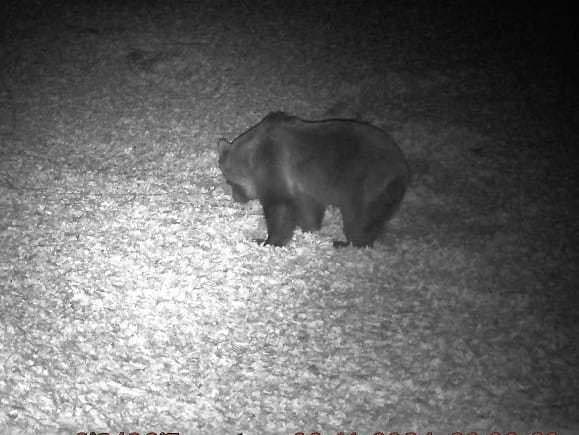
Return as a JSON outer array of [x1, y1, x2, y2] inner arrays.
[[217, 111, 409, 248]]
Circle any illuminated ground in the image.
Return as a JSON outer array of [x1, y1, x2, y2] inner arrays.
[[0, 1, 577, 434]]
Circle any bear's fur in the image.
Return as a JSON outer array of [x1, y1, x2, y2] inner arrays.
[[218, 112, 409, 247]]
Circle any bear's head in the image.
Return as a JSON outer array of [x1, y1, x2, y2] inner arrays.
[[218, 137, 257, 203]]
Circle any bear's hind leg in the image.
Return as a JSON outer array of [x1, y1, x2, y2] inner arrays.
[[340, 176, 406, 248], [338, 179, 405, 248], [296, 196, 325, 232], [336, 200, 373, 248], [339, 210, 382, 248]]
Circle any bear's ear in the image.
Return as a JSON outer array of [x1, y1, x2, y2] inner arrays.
[[217, 137, 231, 157]]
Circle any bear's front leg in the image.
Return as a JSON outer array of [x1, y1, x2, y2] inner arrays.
[[259, 201, 297, 247]]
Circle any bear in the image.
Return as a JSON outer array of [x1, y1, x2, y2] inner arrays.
[[217, 111, 409, 248]]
